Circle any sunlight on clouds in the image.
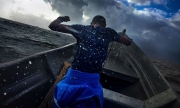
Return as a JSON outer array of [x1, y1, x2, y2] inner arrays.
[[137, 1, 150, 6], [153, 0, 167, 5], [127, 0, 150, 6], [126, 0, 166, 6], [142, 30, 150, 35], [133, 8, 150, 16], [82, 12, 90, 23], [0, 0, 60, 21], [133, 8, 167, 20], [0, 0, 14, 19], [141, 30, 152, 40], [169, 12, 180, 30]]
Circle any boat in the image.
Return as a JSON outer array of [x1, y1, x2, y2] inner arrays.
[[0, 31, 180, 108]]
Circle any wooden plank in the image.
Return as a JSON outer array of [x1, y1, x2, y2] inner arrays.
[[103, 58, 139, 83], [103, 88, 145, 108], [38, 61, 71, 108]]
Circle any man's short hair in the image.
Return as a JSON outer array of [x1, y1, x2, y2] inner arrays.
[[91, 15, 106, 25]]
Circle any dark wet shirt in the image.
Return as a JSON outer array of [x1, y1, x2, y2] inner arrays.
[[69, 24, 120, 73]]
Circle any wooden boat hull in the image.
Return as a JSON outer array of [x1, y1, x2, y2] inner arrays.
[[0, 35, 179, 108]]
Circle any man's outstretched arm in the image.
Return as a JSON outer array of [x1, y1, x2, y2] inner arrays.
[[49, 16, 72, 34], [119, 29, 131, 46], [111, 29, 131, 46], [119, 36, 131, 46]]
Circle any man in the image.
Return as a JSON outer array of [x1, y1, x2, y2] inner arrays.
[[49, 15, 131, 108]]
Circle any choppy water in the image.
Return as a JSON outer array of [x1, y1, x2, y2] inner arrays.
[[0, 18, 76, 64]]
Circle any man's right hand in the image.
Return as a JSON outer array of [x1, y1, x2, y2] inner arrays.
[[49, 16, 75, 34], [58, 16, 70, 22]]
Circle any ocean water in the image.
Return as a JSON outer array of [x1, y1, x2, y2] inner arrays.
[[0, 18, 76, 64]]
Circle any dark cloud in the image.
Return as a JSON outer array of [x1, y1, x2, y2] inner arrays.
[[1, 0, 178, 62], [122, 10, 180, 62], [43, 0, 88, 23], [40, 0, 180, 63], [134, 26, 180, 63]]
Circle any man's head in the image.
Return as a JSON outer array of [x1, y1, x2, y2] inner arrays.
[[91, 15, 106, 28]]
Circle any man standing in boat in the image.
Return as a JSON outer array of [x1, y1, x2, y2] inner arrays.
[[49, 15, 131, 108]]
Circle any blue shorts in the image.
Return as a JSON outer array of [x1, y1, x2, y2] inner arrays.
[[53, 67, 103, 108]]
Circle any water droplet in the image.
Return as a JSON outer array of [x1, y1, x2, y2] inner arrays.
[[3, 79, 6, 82], [24, 73, 26, 75], [4, 93, 7, 95], [105, 80, 107, 82], [17, 66, 19, 68], [16, 73, 18, 75], [24, 82, 26, 84], [29, 61, 32, 64]]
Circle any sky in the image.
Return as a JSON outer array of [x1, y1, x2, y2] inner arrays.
[[0, 0, 180, 63]]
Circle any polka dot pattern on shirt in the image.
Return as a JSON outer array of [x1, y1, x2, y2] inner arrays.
[[68, 24, 120, 73]]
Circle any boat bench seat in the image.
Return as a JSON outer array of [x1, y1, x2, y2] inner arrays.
[[102, 58, 139, 83], [103, 88, 145, 108]]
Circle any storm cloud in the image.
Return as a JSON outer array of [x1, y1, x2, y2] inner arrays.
[[42, 0, 180, 63], [0, 0, 179, 63]]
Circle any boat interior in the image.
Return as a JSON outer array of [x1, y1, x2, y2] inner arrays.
[[0, 34, 180, 108]]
